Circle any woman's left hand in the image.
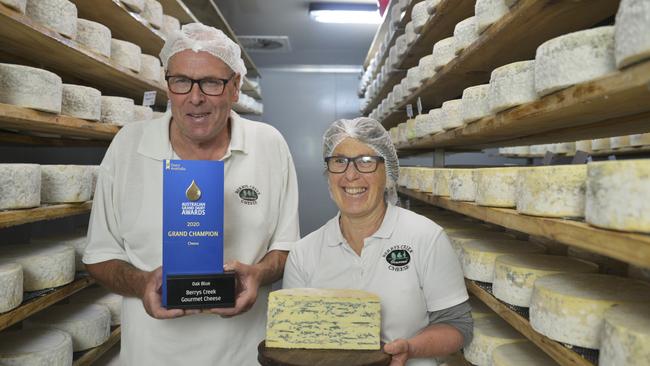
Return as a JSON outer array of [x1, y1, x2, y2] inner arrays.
[[384, 338, 411, 366]]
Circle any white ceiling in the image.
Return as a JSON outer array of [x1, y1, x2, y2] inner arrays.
[[218, 0, 380, 69]]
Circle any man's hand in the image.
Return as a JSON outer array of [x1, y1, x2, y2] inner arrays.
[[384, 339, 411, 366], [142, 267, 199, 319], [206, 260, 261, 317]]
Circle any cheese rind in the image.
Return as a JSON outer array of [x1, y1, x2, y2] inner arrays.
[[1, 0, 26, 13], [610, 135, 632, 149], [465, 316, 526, 366], [431, 168, 451, 196], [440, 99, 463, 130], [140, 54, 161, 82], [0, 262, 22, 313], [61, 84, 101, 121], [0, 164, 41, 210], [142, 0, 162, 29], [516, 165, 587, 218], [101, 96, 135, 125], [475, 0, 510, 33], [76, 19, 111, 58], [32, 233, 88, 272], [25, 0, 77, 39], [0, 243, 75, 291], [448, 230, 515, 260], [461, 239, 546, 282], [591, 137, 611, 151], [41, 165, 93, 204], [488, 60, 537, 113], [110, 39, 142, 73], [454, 16, 479, 54], [474, 167, 519, 207], [449, 169, 476, 201], [461, 84, 491, 124], [72, 287, 122, 325], [600, 303, 650, 366], [162, 15, 181, 38], [266, 288, 381, 350], [0, 329, 73, 366], [432, 37, 456, 70], [0, 63, 63, 113], [411, 1, 430, 32], [630, 133, 650, 146], [615, 0, 650, 69], [493, 342, 560, 366]]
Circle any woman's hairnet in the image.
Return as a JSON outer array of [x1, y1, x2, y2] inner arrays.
[[323, 117, 400, 205], [159, 23, 247, 88]]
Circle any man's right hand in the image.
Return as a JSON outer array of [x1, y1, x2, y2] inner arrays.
[[142, 267, 199, 319]]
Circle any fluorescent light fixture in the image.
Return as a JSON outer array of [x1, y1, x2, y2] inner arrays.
[[309, 2, 382, 24]]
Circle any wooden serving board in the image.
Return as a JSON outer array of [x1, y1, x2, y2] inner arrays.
[[258, 341, 391, 366]]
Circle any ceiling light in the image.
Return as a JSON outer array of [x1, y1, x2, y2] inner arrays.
[[309, 2, 382, 24]]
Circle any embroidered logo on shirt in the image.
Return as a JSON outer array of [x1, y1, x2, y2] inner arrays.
[[235, 185, 260, 205], [383, 245, 413, 272]]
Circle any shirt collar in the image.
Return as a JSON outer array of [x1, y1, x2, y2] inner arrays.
[[325, 203, 399, 247]]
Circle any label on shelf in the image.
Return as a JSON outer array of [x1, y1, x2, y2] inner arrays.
[[143, 91, 157, 107], [406, 104, 413, 118]]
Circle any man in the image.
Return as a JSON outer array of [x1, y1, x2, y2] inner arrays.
[[83, 23, 300, 365]]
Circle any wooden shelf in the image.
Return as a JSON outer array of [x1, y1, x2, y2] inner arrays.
[[0, 201, 93, 229], [0, 4, 168, 107], [0, 276, 96, 331], [399, 188, 650, 268], [380, 0, 619, 129], [73, 326, 121, 366], [158, 0, 199, 24], [467, 280, 593, 366]]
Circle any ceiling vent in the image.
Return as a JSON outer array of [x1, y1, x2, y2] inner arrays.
[[238, 36, 292, 53]]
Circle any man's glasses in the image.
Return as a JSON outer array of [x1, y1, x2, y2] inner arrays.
[[165, 74, 235, 96]]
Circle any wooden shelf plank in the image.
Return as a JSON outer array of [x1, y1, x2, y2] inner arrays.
[[399, 188, 650, 268], [467, 280, 593, 366], [0, 4, 168, 107], [73, 326, 121, 366], [158, 0, 199, 24], [0, 201, 93, 229], [0, 130, 111, 147], [0, 276, 96, 331]]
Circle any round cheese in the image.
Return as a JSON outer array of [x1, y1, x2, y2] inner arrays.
[[575, 140, 593, 153], [630, 133, 650, 146], [591, 137, 611, 150], [600, 303, 650, 366], [516, 165, 587, 218], [25, 0, 77, 39], [432, 37, 456, 70], [493, 342, 560, 366], [0, 329, 72, 365], [411, 1, 430, 32], [615, 0, 650, 69], [405, 22, 417, 48], [32, 233, 88, 272], [133, 105, 153, 121], [432, 168, 451, 196], [454, 16, 479, 54], [461, 84, 491, 124], [530, 273, 650, 349], [449, 169, 476, 201], [474, 167, 519, 208], [110, 39, 141, 73], [0, 262, 22, 313], [418, 54, 436, 81], [120, 0, 144, 12], [414, 113, 433, 138], [406, 66, 423, 92], [0, 243, 74, 291], [488, 60, 537, 113], [101, 96, 135, 125], [142, 0, 162, 29], [440, 99, 463, 130], [469, 296, 495, 320], [76, 19, 111, 58], [41, 165, 92, 203], [1, 0, 26, 13], [396, 34, 408, 59], [553, 142, 575, 154], [461, 239, 546, 282], [0, 164, 41, 210], [449, 230, 516, 259], [586, 160, 650, 233], [25, 303, 111, 351], [73, 287, 122, 325], [0, 63, 62, 113], [424, 108, 444, 135], [140, 54, 161, 82], [406, 118, 418, 141], [493, 254, 598, 307], [465, 316, 526, 366], [535, 26, 616, 97], [511, 145, 530, 156], [162, 14, 181, 37], [475, 0, 510, 34], [611, 135, 632, 149], [61, 84, 101, 121]]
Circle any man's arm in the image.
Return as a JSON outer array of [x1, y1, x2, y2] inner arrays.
[[384, 323, 465, 366]]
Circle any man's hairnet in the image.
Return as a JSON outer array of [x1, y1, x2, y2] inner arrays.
[[159, 23, 247, 88], [323, 117, 400, 205]]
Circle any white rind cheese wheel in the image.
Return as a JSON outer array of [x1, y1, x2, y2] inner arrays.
[[0, 63, 62, 113], [76, 19, 111, 58], [469, 296, 495, 320], [73, 287, 122, 326], [516, 165, 587, 218], [0, 243, 74, 291], [26, 303, 111, 351], [396, 34, 408, 59], [101, 96, 135, 125], [133, 105, 153, 121], [461, 239, 546, 282], [32, 233, 88, 272], [61, 84, 101, 121], [465, 316, 526, 366], [630, 133, 650, 146], [162, 15, 181, 37], [142, 0, 162, 29], [25, 0, 77, 39], [414, 113, 434, 138], [431, 168, 451, 196], [449, 169, 476, 201], [432, 37, 456, 70], [493, 254, 598, 307], [424, 108, 444, 135], [488, 60, 537, 113], [600, 303, 650, 365], [406, 118, 417, 141], [454, 16, 479, 54], [586, 160, 650, 233], [535, 26, 616, 97], [139, 54, 161, 82], [553, 142, 575, 154], [266, 288, 381, 350], [406, 66, 423, 92], [530, 273, 650, 349], [493, 342, 560, 366], [1, 0, 26, 13], [575, 140, 593, 153], [474, 167, 519, 207], [448, 230, 515, 260], [418, 54, 436, 81], [0, 329, 72, 365], [120, 0, 144, 12], [110, 39, 142, 72], [405, 22, 417, 48], [411, 1, 430, 32], [41, 165, 92, 203], [440, 99, 463, 130], [0, 164, 41, 210], [611, 135, 632, 149], [475, 0, 510, 34], [0, 262, 22, 313], [615, 0, 650, 69], [591, 137, 611, 151], [461, 84, 491, 124]]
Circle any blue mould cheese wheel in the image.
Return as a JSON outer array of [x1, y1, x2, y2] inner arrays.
[[469, 296, 495, 320], [530, 273, 650, 349], [25, 303, 111, 351], [440, 99, 463, 130], [41, 165, 93, 203], [1, 0, 26, 13], [404, 165, 420, 190], [432, 37, 456, 70], [418, 54, 436, 81], [140, 54, 161, 82], [72, 287, 122, 326], [431, 168, 452, 196], [417, 168, 435, 192], [110, 39, 141, 72], [142, 0, 162, 29], [448, 230, 516, 260], [493, 254, 598, 307], [591, 137, 611, 151], [76, 19, 111, 58], [515, 165, 587, 218], [414, 113, 433, 138], [120, 0, 144, 12], [461, 84, 491, 124], [630, 133, 650, 146], [488, 60, 537, 113], [586, 160, 650, 233], [0, 262, 22, 312], [534, 26, 616, 97], [615, 0, 650, 69], [449, 168, 476, 201], [461, 239, 545, 282], [0, 164, 41, 210], [61, 84, 101, 121], [454, 16, 479, 54], [0, 63, 62, 113], [465, 316, 526, 366], [397, 122, 408, 145], [475, 0, 510, 34], [0, 329, 72, 365], [492, 342, 560, 366], [101, 96, 135, 125], [32, 233, 88, 272], [133, 105, 153, 121], [162, 14, 181, 37], [0, 243, 74, 291], [25, 0, 77, 39], [474, 167, 519, 208], [600, 303, 650, 365], [611, 135, 632, 149]]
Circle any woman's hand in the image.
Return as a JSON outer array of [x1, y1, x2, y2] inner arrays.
[[384, 338, 411, 366]]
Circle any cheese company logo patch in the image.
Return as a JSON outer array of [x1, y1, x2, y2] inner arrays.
[[235, 185, 260, 205], [382, 245, 413, 272]]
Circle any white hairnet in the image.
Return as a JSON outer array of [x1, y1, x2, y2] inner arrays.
[[159, 23, 247, 88], [323, 117, 400, 205]]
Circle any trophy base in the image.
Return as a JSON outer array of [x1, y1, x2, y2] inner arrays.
[[165, 271, 236, 309]]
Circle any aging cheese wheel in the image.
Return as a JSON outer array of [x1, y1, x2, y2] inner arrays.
[[396, 34, 408, 59], [406, 118, 418, 141], [454, 16, 479, 54], [465, 316, 526, 366], [41, 165, 92, 203], [418, 54, 436, 81], [161, 14, 181, 37], [110, 39, 141, 73], [493, 342, 560, 366], [630, 133, 650, 146], [449, 169, 476, 201], [461, 84, 491, 124], [424, 108, 444, 135], [461, 238, 546, 282], [101, 96, 135, 125], [440, 99, 463, 130], [0, 243, 74, 291], [411, 1, 431, 32], [61, 84, 101, 121], [76, 19, 111, 58], [73, 287, 122, 325], [1, 0, 26, 13], [615, 0, 650, 69], [488, 60, 537, 113], [431, 168, 451, 196], [142, 0, 162, 29], [0, 262, 22, 313], [516, 165, 587, 218], [0, 63, 62, 113], [32, 233, 88, 272], [414, 113, 433, 138], [405, 22, 417, 48], [133, 105, 153, 121], [611, 135, 632, 149], [139, 54, 161, 82], [553, 142, 575, 154], [406, 66, 423, 92], [474, 167, 519, 208], [601, 303, 650, 366], [591, 137, 611, 151], [475, 0, 510, 34], [0, 164, 41, 210], [432, 37, 456, 70], [25, 0, 77, 39], [575, 140, 593, 153], [448, 229, 515, 260], [0, 329, 72, 365]]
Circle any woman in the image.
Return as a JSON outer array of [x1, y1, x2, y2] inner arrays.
[[283, 117, 473, 366]]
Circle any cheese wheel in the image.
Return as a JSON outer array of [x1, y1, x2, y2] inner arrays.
[[475, 0, 510, 34], [411, 1, 430, 32], [133, 105, 153, 121], [61, 84, 101, 121], [449, 230, 516, 259], [493, 342, 560, 366], [488, 60, 537, 113], [142, 0, 162, 29], [405, 22, 417, 48], [0, 262, 22, 312], [431, 168, 451, 196], [406, 118, 418, 141], [0, 164, 41, 210], [474, 167, 519, 207], [515, 165, 587, 218], [425, 0, 441, 14], [575, 140, 593, 153], [110, 39, 141, 72], [396, 34, 408, 59], [41, 165, 92, 203], [615, 0, 650, 69], [553, 142, 575, 154], [461, 239, 545, 282], [72, 287, 122, 325], [25, 0, 77, 39], [591, 137, 611, 151], [418, 54, 436, 81], [26, 303, 111, 351], [120, 0, 144, 12], [440, 99, 463, 130], [414, 113, 433, 138], [461, 84, 491, 124], [32, 233, 88, 272], [140, 54, 161, 82], [424, 108, 444, 135], [101, 96, 135, 125], [454, 16, 479, 54], [528, 144, 547, 157], [449, 169, 476, 201], [586, 160, 650, 233], [511, 146, 530, 156], [535, 26, 616, 97], [611, 135, 632, 149], [567, 246, 628, 276], [1, 0, 26, 13], [0, 63, 62, 113], [406, 66, 423, 92], [0, 329, 72, 365], [630, 133, 650, 146], [0, 243, 74, 291], [398, 123, 408, 145], [76, 19, 111, 58], [493, 254, 598, 307], [465, 316, 526, 366], [432, 37, 456, 70], [161, 14, 181, 37], [600, 303, 650, 366], [469, 296, 495, 320]]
